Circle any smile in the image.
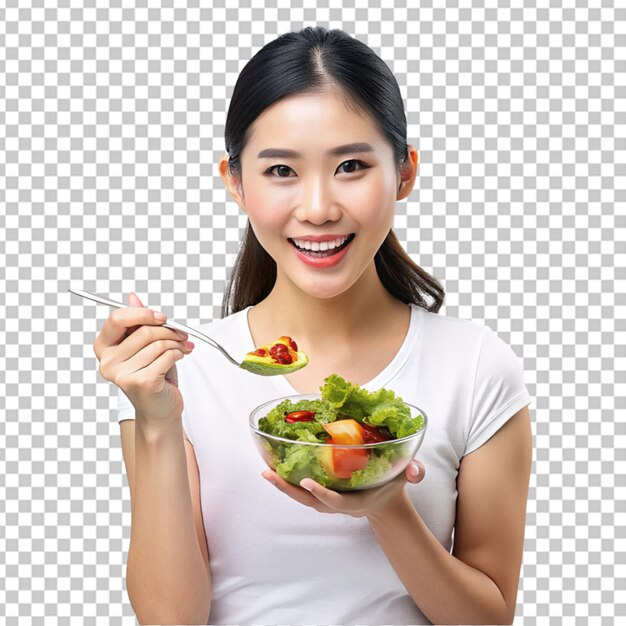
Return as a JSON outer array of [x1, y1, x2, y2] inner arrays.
[[288, 234, 356, 258]]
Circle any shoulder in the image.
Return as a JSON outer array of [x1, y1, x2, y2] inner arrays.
[[414, 304, 484, 333], [414, 305, 522, 360]]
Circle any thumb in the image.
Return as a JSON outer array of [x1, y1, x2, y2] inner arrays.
[[128, 291, 144, 308], [406, 460, 425, 484]]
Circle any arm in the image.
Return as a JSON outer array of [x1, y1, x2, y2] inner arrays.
[[366, 406, 532, 625], [123, 417, 212, 625]]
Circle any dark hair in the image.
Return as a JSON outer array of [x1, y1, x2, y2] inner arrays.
[[221, 26, 444, 318]]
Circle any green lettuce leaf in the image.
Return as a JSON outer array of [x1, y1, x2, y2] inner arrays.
[[275, 445, 333, 487], [349, 449, 393, 488], [319, 374, 424, 437], [258, 398, 335, 442], [319, 373, 356, 408]]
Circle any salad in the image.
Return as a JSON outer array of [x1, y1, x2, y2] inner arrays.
[[256, 374, 426, 489], [240, 335, 308, 375]]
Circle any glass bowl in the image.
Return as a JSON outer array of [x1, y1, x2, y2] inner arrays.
[[249, 393, 428, 492]]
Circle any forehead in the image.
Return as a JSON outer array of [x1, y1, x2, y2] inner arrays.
[[243, 91, 390, 156]]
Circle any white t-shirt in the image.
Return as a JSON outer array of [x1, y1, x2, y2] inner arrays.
[[117, 303, 532, 625]]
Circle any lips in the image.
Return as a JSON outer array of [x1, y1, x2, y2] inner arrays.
[[288, 233, 356, 269]]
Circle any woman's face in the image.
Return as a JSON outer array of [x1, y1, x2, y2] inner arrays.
[[222, 90, 413, 300]]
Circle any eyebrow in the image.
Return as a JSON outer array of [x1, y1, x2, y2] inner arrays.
[[257, 142, 374, 159]]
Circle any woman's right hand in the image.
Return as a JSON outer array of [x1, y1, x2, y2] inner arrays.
[[93, 291, 195, 428]]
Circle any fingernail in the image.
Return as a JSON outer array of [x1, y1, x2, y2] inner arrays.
[[176, 330, 189, 339], [154, 312, 166, 321], [299, 479, 313, 491], [411, 462, 420, 478], [263, 473, 276, 486]]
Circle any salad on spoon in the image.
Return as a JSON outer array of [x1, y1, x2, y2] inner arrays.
[[67, 288, 309, 376]]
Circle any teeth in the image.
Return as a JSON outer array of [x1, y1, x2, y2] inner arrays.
[[292, 235, 349, 251]]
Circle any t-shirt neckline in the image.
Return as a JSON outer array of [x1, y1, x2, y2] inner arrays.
[[240, 302, 422, 395]]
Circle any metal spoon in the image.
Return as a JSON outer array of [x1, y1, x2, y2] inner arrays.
[[67, 288, 307, 376]]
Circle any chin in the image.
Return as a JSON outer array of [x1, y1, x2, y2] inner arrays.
[[290, 274, 362, 302]]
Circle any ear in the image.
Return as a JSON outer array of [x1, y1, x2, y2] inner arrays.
[[218, 153, 247, 212], [396, 145, 418, 201]]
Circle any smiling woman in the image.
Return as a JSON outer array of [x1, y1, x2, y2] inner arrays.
[[111, 25, 532, 626], [220, 87, 437, 308], [218, 28, 444, 319]]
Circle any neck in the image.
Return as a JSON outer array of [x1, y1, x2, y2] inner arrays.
[[250, 262, 406, 351]]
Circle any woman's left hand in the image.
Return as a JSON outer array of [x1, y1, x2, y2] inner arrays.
[[261, 460, 426, 518]]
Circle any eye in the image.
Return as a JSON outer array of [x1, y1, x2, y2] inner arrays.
[[337, 159, 369, 174], [264, 159, 370, 178], [265, 164, 295, 178], [265, 159, 369, 178]]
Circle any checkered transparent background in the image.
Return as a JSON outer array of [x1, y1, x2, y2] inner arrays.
[[1, 0, 623, 624]]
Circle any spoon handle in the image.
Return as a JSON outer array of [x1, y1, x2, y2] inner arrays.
[[68, 288, 127, 310], [67, 288, 240, 366]]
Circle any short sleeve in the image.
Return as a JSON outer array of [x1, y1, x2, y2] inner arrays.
[[181, 405, 194, 446], [464, 326, 532, 456], [116, 385, 136, 423]]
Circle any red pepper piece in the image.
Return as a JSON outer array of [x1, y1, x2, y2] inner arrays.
[[284, 410, 316, 423], [360, 423, 392, 443]]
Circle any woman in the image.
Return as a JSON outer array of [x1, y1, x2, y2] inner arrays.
[[94, 26, 532, 625]]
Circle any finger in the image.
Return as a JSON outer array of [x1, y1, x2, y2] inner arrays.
[[262, 471, 331, 511], [298, 477, 347, 510], [121, 336, 192, 377], [126, 291, 145, 335], [136, 347, 185, 387], [126, 292, 187, 340], [129, 291, 144, 308], [97, 302, 166, 349], [405, 462, 418, 482], [406, 460, 425, 484], [116, 346, 187, 394]]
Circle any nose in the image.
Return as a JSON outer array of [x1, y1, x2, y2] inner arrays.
[[293, 175, 342, 225]]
